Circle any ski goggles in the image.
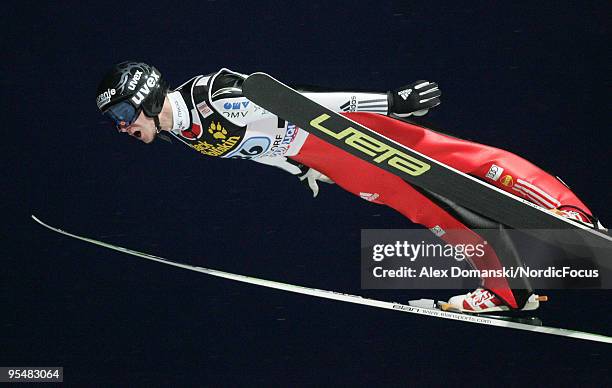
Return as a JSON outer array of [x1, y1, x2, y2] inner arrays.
[[102, 101, 142, 130]]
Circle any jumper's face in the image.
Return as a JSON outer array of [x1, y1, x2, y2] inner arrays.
[[117, 111, 157, 144]]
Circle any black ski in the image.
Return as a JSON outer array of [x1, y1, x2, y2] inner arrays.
[[242, 73, 612, 259]]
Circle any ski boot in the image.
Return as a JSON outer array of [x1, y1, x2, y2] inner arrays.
[[441, 288, 547, 314]]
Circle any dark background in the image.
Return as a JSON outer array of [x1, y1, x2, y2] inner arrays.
[[3, 1, 611, 386]]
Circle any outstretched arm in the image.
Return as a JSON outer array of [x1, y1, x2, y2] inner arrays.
[[298, 80, 441, 117], [207, 69, 442, 125]]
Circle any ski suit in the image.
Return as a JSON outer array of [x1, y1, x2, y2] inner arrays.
[[166, 68, 595, 308]]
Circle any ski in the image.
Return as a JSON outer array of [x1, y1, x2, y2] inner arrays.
[[241, 73, 612, 260], [32, 215, 612, 344]]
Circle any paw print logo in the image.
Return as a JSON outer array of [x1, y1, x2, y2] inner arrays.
[[208, 122, 227, 140]]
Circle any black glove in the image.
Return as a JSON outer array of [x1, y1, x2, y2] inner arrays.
[[388, 80, 441, 117]]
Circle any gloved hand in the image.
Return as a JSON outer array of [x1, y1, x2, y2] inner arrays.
[[388, 80, 441, 117], [299, 168, 334, 197]]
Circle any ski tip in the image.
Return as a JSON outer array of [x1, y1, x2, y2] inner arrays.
[[31, 214, 52, 230], [247, 71, 273, 79], [243, 72, 269, 84]]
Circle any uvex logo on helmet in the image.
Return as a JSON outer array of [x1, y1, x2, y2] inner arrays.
[[131, 71, 161, 106]]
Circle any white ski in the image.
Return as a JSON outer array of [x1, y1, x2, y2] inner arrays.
[[31, 215, 611, 344]]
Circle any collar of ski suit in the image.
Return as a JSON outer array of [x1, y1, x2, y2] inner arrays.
[[167, 91, 189, 133]]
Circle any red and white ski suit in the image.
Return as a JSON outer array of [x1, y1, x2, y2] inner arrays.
[[168, 69, 595, 308]]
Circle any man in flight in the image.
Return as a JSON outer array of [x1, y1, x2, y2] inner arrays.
[[96, 61, 602, 313]]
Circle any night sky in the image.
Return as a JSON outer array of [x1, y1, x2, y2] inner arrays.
[[4, 1, 611, 385]]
